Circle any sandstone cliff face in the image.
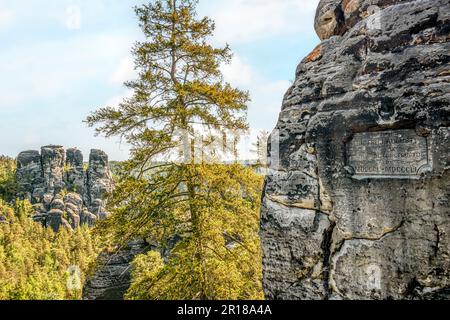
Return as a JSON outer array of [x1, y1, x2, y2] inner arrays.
[[16, 146, 114, 231], [83, 240, 150, 300], [261, 0, 450, 299]]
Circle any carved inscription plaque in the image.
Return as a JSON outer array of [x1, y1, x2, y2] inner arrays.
[[347, 129, 430, 179]]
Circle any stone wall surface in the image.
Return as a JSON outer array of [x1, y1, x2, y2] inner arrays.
[[261, 0, 450, 299], [16, 146, 114, 231]]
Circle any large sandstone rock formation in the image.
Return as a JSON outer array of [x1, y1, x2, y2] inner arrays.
[[16, 146, 114, 231], [15, 146, 149, 300], [261, 0, 449, 299]]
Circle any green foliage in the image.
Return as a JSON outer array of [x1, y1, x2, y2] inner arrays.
[[0, 156, 17, 202], [63, 163, 73, 173], [124, 164, 264, 300], [86, 0, 249, 157], [87, 0, 263, 300], [0, 200, 102, 300]]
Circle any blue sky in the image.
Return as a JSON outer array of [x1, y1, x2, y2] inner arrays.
[[0, 0, 320, 160]]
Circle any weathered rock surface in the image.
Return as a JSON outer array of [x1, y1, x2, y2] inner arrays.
[[86, 149, 114, 217], [83, 240, 151, 300], [16, 146, 114, 232], [66, 148, 86, 197], [41, 145, 66, 195], [262, 0, 450, 300]]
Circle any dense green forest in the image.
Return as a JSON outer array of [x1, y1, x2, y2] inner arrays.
[[0, 158, 101, 300]]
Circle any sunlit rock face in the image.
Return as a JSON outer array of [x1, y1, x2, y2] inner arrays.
[[262, 0, 450, 300], [16, 146, 114, 231], [314, 0, 418, 40]]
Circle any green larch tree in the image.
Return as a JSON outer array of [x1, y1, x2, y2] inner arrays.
[[86, 0, 263, 300]]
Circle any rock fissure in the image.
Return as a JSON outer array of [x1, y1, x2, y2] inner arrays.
[[334, 219, 406, 253], [321, 219, 337, 298], [433, 224, 441, 259], [261, 0, 450, 300]]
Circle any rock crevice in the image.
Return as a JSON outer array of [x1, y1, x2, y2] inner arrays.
[[261, 0, 450, 300]]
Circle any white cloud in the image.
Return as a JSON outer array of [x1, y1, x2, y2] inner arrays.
[[220, 54, 291, 158], [201, 0, 319, 44], [221, 55, 255, 87], [110, 57, 136, 84], [222, 54, 289, 115], [0, 32, 135, 107], [65, 5, 81, 30], [0, 10, 15, 30]]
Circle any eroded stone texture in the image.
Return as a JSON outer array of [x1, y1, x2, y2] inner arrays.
[[16, 147, 114, 232], [87, 149, 114, 217], [83, 240, 150, 300], [41, 145, 66, 195], [16, 150, 43, 202], [314, 0, 418, 40], [66, 148, 86, 196], [83, 236, 180, 300], [262, 0, 450, 300]]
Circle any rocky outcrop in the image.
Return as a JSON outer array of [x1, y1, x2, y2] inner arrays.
[[83, 240, 151, 300], [16, 146, 114, 231], [15, 146, 149, 301], [314, 0, 420, 41], [86, 149, 114, 219], [262, 0, 450, 299]]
